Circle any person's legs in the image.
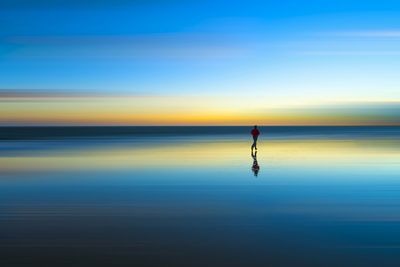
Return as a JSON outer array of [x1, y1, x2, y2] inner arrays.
[[251, 136, 258, 150]]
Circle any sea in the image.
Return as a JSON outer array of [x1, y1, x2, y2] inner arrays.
[[0, 126, 399, 266]]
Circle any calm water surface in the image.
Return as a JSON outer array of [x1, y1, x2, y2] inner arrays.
[[0, 126, 400, 266]]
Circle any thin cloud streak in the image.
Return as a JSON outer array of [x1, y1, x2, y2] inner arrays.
[[0, 89, 153, 101], [2, 34, 254, 60], [297, 29, 400, 56], [328, 30, 400, 38], [0, 0, 182, 9], [298, 50, 400, 56]]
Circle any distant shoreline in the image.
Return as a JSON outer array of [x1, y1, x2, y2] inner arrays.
[[0, 125, 399, 141]]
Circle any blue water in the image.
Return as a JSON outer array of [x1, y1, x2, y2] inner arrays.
[[1, 126, 399, 140], [0, 126, 399, 266]]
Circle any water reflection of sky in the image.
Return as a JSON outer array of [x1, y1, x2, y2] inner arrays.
[[1, 135, 399, 180], [1, 133, 400, 266]]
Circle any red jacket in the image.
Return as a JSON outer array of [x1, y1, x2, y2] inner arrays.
[[251, 129, 260, 137]]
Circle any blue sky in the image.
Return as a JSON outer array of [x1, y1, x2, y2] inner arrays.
[[1, 0, 400, 125]]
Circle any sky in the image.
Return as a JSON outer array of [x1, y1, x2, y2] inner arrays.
[[1, 0, 400, 125]]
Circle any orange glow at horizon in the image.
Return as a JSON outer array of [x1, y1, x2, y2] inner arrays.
[[1, 95, 399, 126]]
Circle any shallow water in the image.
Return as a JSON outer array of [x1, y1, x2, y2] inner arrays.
[[1, 127, 400, 266]]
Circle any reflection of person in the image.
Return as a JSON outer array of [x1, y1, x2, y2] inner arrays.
[[251, 125, 260, 151], [251, 150, 260, 177]]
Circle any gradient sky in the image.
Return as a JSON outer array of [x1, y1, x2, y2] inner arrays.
[[1, 0, 400, 125]]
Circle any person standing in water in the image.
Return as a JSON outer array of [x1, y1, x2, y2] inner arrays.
[[251, 125, 260, 151]]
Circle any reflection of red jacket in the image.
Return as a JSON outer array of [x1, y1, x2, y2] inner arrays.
[[252, 163, 260, 170], [251, 129, 260, 137]]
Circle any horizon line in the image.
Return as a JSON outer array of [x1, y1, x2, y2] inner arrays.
[[1, 124, 399, 127]]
